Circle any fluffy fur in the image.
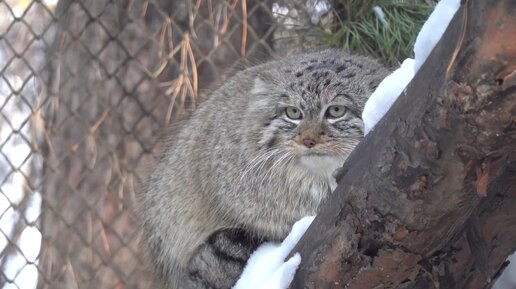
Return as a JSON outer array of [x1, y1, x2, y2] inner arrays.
[[140, 50, 389, 289]]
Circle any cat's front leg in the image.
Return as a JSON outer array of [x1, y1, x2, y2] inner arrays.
[[186, 229, 263, 289]]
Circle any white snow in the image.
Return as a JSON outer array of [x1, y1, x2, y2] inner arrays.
[[0, 7, 44, 289], [362, 0, 460, 135], [362, 58, 415, 135], [43, 0, 59, 7], [232, 216, 315, 289], [373, 6, 389, 27], [309, 0, 330, 25], [414, 0, 461, 72], [272, 3, 289, 16], [493, 253, 516, 289]]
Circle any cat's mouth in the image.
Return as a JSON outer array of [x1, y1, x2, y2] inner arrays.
[[301, 150, 329, 157], [298, 152, 342, 176], [288, 140, 342, 160], [290, 142, 334, 158]]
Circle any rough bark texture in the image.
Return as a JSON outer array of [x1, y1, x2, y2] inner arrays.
[[290, 0, 516, 288]]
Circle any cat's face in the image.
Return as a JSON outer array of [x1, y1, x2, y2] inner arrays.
[[248, 53, 379, 175]]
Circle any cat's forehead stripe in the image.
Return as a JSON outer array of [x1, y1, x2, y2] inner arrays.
[[286, 67, 342, 103]]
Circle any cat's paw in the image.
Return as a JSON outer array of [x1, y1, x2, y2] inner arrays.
[[187, 229, 263, 289]]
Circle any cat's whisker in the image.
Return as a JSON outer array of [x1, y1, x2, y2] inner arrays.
[[264, 149, 292, 186], [268, 151, 295, 184], [255, 149, 280, 177], [270, 151, 290, 173], [244, 148, 276, 172], [241, 148, 281, 190], [255, 150, 287, 189], [240, 148, 278, 183]]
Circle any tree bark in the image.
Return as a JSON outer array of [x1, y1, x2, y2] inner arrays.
[[290, 0, 516, 288]]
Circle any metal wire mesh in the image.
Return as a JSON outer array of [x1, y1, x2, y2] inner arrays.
[[0, 0, 330, 288]]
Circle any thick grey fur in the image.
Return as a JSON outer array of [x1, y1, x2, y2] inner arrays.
[[140, 50, 390, 289]]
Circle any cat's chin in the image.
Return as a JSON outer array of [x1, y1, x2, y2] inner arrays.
[[298, 153, 342, 177]]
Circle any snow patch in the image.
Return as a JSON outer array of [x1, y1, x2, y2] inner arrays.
[[414, 0, 460, 72], [232, 216, 315, 289], [362, 58, 415, 135]]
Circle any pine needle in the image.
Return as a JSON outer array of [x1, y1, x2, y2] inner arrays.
[[313, 0, 433, 66]]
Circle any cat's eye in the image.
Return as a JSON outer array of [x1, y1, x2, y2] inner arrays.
[[326, 105, 346, 118], [285, 106, 302, 120]]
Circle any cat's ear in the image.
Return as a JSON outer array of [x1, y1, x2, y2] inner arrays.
[[250, 73, 275, 95], [248, 76, 276, 111], [250, 78, 269, 95]]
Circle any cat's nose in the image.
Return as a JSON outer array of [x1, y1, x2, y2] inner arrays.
[[302, 138, 317, 148]]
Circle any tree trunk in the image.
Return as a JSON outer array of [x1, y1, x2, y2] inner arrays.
[[290, 0, 516, 288]]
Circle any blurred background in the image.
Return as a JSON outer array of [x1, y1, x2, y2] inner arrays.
[[0, 0, 512, 288]]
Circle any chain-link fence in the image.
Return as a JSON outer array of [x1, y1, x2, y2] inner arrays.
[[2, 1, 516, 289], [0, 0, 337, 288]]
